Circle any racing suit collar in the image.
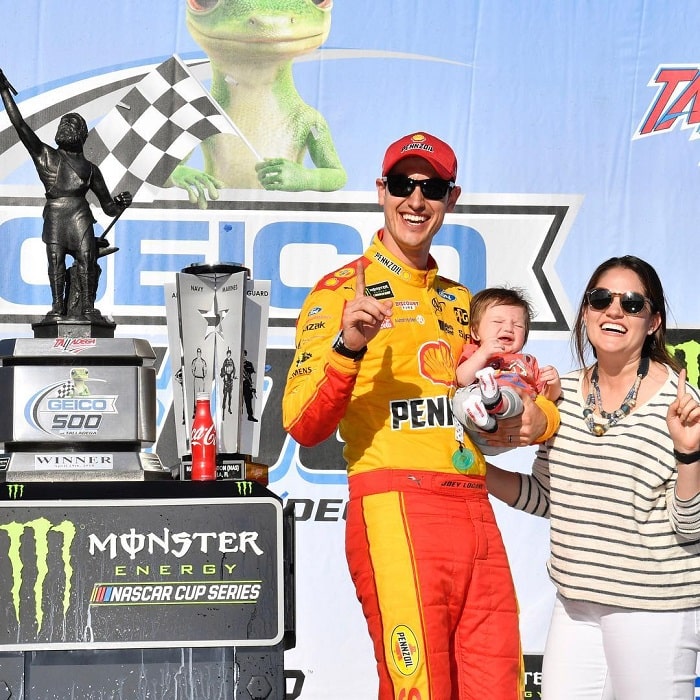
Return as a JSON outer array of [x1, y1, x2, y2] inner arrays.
[[372, 230, 439, 288]]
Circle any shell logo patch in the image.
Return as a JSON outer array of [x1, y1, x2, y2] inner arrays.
[[322, 266, 354, 290], [418, 340, 455, 386], [391, 625, 420, 676], [317, 261, 365, 291]]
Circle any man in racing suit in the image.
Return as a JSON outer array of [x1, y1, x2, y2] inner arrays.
[[283, 132, 559, 699]]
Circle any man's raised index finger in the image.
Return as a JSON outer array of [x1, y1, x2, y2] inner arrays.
[[355, 259, 366, 298]]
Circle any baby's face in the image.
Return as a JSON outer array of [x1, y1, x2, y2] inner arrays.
[[474, 303, 528, 354]]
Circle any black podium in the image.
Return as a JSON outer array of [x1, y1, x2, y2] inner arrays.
[[0, 480, 296, 700]]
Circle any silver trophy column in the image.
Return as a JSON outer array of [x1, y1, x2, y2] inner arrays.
[[166, 263, 270, 480]]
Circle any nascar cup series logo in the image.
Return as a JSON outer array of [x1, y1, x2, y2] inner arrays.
[[0, 517, 76, 633], [27, 368, 118, 438]]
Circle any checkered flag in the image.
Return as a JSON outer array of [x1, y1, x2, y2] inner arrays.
[[55, 381, 75, 398], [84, 55, 241, 201]]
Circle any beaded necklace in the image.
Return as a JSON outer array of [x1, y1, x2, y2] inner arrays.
[[582, 356, 650, 436]]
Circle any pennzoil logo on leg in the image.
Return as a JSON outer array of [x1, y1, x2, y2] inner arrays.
[[0, 517, 76, 633], [391, 625, 420, 676]]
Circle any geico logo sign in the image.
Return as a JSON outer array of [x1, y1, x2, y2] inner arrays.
[[0, 196, 576, 325], [30, 389, 118, 437], [0, 517, 76, 633], [46, 398, 113, 411]]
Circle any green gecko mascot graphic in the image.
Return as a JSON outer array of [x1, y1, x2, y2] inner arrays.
[[170, 0, 346, 208]]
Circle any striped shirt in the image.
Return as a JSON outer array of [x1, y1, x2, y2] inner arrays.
[[514, 365, 700, 610]]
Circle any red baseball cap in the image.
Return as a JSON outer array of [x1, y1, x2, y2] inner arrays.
[[381, 132, 458, 181]]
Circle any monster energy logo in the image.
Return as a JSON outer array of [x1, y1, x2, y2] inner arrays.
[[670, 340, 700, 387], [0, 518, 76, 632], [236, 481, 253, 496], [7, 484, 24, 499]]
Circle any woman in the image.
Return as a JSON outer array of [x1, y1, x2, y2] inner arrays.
[[487, 255, 700, 699]]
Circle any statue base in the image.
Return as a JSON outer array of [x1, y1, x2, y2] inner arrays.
[[32, 315, 116, 339]]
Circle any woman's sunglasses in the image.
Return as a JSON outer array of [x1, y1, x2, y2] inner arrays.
[[585, 288, 651, 315], [382, 174, 454, 201]]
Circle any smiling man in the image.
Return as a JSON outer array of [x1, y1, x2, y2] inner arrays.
[[283, 132, 558, 699]]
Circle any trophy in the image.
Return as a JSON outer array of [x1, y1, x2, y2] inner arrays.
[[166, 263, 270, 481], [0, 71, 171, 481]]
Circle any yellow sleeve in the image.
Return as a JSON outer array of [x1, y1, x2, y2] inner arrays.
[[534, 394, 560, 443], [282, 284, 358, 446]]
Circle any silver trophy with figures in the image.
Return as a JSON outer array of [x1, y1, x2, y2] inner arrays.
[[165, 263, 270, 481]]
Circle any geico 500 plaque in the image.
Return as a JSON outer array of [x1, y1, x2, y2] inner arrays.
[[0, 365, 155, 444]]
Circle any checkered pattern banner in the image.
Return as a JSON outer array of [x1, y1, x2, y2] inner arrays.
[[84, 55, 237, 201], [55, 381, 75, 398]]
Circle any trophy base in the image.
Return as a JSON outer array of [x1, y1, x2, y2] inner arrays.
[[0, 451, 175, 482], [180, 453, 268, 485], [31, 315, 116, 339]]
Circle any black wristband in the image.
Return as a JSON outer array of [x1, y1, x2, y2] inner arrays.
[[332, 332, 367, 361], [673, 448, 700, 464]]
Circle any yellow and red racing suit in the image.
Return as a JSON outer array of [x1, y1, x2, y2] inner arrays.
[[283, 231, 558, 699]]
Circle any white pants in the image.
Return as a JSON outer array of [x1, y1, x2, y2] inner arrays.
[[543, 594, 700, 700]]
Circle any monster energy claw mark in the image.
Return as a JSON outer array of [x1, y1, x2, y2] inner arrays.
[[0, 517, 76, 632], [7, 484, 24, 499], [236, 481, 253, 496]]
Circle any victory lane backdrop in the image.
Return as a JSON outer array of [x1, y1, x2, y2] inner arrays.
[[3, 1, 700, 697]]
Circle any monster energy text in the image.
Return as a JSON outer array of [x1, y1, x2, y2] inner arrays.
[[88, 527, 264, 559]]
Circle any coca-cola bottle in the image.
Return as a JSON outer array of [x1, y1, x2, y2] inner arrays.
[[191, 392, 216, 480]]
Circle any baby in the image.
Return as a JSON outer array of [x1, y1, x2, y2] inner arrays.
[[452, 287, 561, 454]]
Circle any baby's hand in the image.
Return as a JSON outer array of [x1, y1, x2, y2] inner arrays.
[[539, 365, 561, 401], [479, 337, 508, 358]]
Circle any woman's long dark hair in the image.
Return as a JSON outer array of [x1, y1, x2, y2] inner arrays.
[[572, 255, 681, 372]]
